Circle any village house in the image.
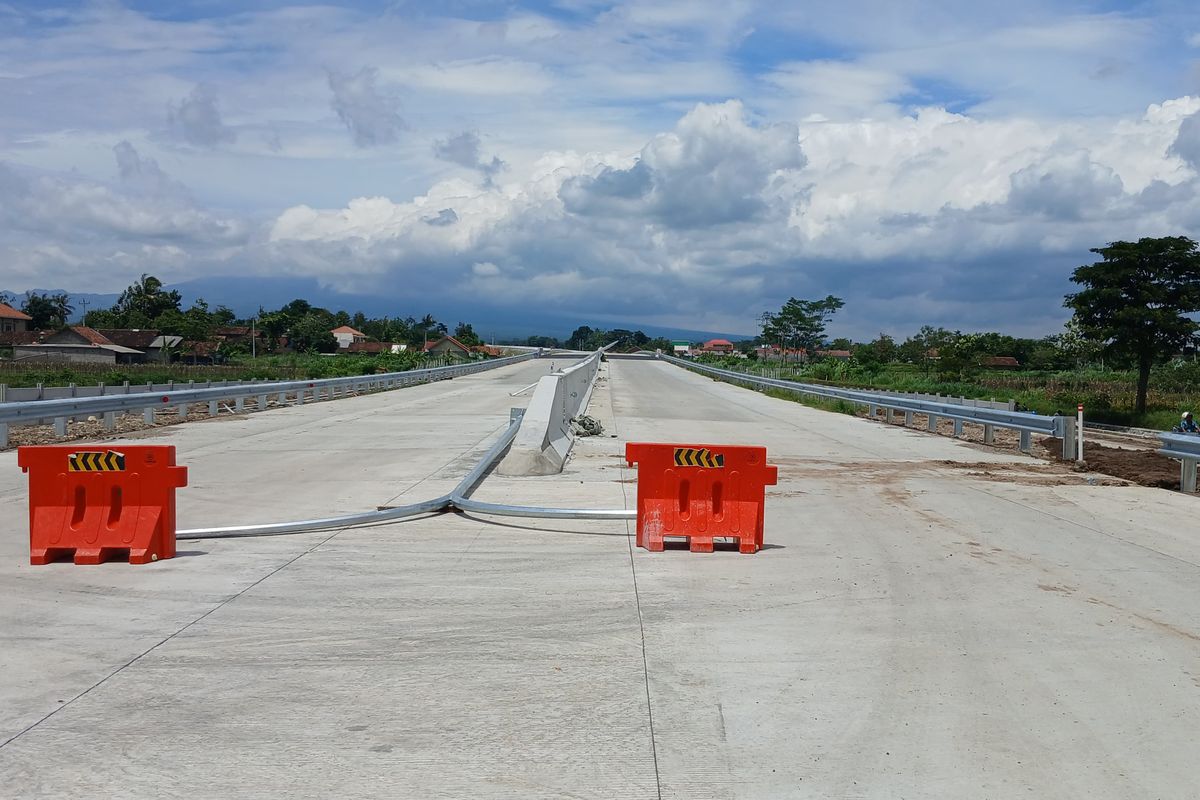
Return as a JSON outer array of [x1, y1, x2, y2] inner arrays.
[[331, 325, 367, 349], [422, 335, 473, 358], [0, 302, 32, 334], [698, 338, 735, 354], [13, 326, 143, 365]]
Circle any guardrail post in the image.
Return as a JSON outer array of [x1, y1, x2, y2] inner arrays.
[[952, 419, 964, 437], [1019, 430, 1031, 453], [1183, 459, 1198, 493], [144, 407, 155, 425], [1059, 416, 1076, 461], [983, 424, 994, 444], [904, 411, 913, 427], [927, 414, 937, 432], [0, 422, 6, 447], [103, 411, 116, 431], [0, 383, 6, 402], [257, 393, 267, 410], [208, 400, 218, 416], [868, 403, 877, 417], [276, 391, 286, 406], [235, 396, 245, 412], [54, 416, 67, 436]]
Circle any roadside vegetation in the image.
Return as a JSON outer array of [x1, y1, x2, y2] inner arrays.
[[704, 236, 1200, 432], [0, 351, 464, 388], [694, 354, 1199, 431]]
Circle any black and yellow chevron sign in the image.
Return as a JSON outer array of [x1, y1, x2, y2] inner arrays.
[[68, 450, 126, 472], [673, 447, 724, 468]]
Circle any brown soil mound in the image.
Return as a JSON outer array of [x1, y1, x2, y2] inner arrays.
[[1040, 437, 1182, 490]]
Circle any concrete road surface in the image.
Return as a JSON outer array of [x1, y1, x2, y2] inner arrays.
[[1, 357, 1197, 799]]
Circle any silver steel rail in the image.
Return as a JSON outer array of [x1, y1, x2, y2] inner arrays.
[[0, 352, 536, 447], [179, 350, 634, 539], [1158, 432, 1200, 493], [177, 414, 532, 539], [662, 354, 1075, 458]]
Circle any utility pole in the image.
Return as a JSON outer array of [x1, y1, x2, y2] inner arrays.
[[78, 297, 90, 324], [251, 317, 257, 359]]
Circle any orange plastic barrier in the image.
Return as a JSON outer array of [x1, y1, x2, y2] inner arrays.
[[625, 442, 777, 553], [18, 445, 188, 565]]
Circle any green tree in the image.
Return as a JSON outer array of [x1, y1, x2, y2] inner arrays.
[[567, 325, 594, 350], [411, 313, 446, 346], [212, 305, 237, 326], [288, 312, 339, 353], [899, 325, 955, 372], [21, 291, 73, 329], [763, 295, 845, 353], [1052, 318, 1104, 369], [1065, 236, 1200, 414], [115, 275, 181, 322], [870, 333, 897, 364], [453, 322, 483, 347]]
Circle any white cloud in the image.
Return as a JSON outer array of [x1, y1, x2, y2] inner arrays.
[[257, 97, 1200, 335], [167, 84, 236, 148], [1170, 111, 1200, 169], [0, 142, 248, 290], [434, 131, 505, 185], [327, 66, 405, 147], [4, 2, 1200, 336], [763, 61, 911, 120]]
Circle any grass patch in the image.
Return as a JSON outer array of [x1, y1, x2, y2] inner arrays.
[[762, 387, 859, 416], [694, 355, 1198, 431]]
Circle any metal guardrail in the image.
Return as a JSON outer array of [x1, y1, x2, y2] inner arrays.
[[662, 355, 1075, 458], [1158, 432, 1200, 493], [0, 353, 537, 448], [179, 405, 634, 539]]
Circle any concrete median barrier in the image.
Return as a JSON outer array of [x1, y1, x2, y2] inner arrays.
[[498, 348, 607, 476]]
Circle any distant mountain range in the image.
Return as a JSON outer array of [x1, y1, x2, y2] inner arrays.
[[4, 275, 755, 343]]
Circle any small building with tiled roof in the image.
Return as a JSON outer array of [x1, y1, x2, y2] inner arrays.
[[13, 326, 143, 364], [815, 349, 852, 361], [0, 302, 33, 334], [331, 325, 367, 349], [96, 328, 160, 350], [981, 356, 1020, 369], [700, 338, 735, 353], [422, 335, 472, 357]]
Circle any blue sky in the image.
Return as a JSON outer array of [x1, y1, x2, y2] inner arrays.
[[2, 0, 1200, 338]]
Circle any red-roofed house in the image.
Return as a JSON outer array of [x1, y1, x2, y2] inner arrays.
[[0, 302, 33, 334], [13, 326, 143, 364], [815, 349, 852, 361], [422, 335, 472, 357], [331, 325, 367, 349], [981, 356, 1020, 370], [699, 338, 735, 354]]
